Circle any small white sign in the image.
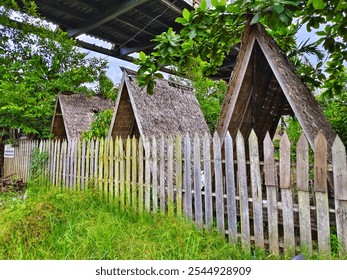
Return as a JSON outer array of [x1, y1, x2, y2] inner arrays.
[[4, 144, 15, 158]]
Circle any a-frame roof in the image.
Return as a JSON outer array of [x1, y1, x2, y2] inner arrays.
[[216, 22, 336, 151], [108, 68, 209, 140], [51, 93, 113, 141]]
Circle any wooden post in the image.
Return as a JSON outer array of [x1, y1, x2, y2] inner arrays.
[[296, 134, 312, 253], [280, 132, 295, 254], [236, 131, 250, 250], [249, 130, 264, 249], [213, 132, 225, 234], [125, 137, 131, 208], [203, 133, 213, 229], [152, 136, 158, 213], [263, 132, 279, 254], [81, 139, 86, 190], [138, 137, 144, 214], [144, 137, 151, 212], [119, 138, 125, 210], [332, 135, 347, 256], [114, 138, 120, 198], [193, 133, 203, 228], [167, 135, 174, 216], [132, 137, 137, 211], [314, 131, 331, 257], [109, 138, 114, 201], [175, 134, 183, 216], [159, 135, 166, 212], [225, 132, 237, 242], [184, 133, 192, 219]]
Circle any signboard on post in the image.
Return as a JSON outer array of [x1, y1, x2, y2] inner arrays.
[[4, 145, 15, 158]]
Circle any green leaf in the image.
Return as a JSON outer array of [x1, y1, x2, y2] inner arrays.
[[182, 8, 191, 22], [312, 0, 326, 10], [273, 4, 284, 14], [210, 0, 220, 8], [175, 17, 188, 25], [279, 13, 290, 24], [139, 51, 147, 62], [250, 12, 261, 25], [199, 0, 207, 11]]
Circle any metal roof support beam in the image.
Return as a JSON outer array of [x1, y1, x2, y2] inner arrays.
[[67, 0, 151, 37], [159, 0, 184, 14]]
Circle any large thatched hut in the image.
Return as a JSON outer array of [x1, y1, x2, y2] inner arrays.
[[108, 68, 209, 140], [51, 93, 113, 142], [216, 21, 336, 151]]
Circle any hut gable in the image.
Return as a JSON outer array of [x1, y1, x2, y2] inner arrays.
[[108, 68, 209, 140], [51, 93, 113, 141], [216, 22, 336, 150]]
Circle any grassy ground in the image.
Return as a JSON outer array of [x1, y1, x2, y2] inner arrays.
[[0, 183, 344, 260]]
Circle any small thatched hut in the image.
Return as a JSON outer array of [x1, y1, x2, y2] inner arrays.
[[108, 68, 209, 140], [216, 21, 336, 151], [51, 93, 113, 141]]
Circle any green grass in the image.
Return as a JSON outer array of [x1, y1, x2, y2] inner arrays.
[[0, 184, 345, 260]]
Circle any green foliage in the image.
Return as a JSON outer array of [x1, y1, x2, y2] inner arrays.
[[135, 0, 346, 101], [0, 1, 109, 140], [29, 147, 48, 180], [97, 74, 118, 101], [192, 76, 227, 133], [317, 89, 347, 146], [82, 108, 114, 140]]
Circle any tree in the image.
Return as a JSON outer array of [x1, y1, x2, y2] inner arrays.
[[0, 1, 111, 142], [136, 0, 346, 96]]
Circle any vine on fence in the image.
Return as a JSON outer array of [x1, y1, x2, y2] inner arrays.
[[29, 148, 48, 180]]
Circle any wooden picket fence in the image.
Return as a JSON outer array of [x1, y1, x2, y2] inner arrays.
[[4, 131, 347, 257]]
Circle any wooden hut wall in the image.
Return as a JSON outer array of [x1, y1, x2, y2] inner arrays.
[[51, 101, 67, 140], [110, 85, 139, 139]]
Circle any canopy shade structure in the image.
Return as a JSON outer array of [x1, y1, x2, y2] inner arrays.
[[12, 0, 237, 80]]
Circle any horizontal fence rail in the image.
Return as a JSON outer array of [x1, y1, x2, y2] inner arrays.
[[4, 131, 347, 257]]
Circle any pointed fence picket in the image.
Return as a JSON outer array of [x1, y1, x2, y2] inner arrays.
[[5, 130, 347, 257]]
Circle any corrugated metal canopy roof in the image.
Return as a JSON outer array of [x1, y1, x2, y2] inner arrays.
[[28, 0, 192, 59], [15, 0, 237, 80]]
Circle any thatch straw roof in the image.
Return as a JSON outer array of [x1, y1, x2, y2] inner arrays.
[[108, 68, 209, 140], [51, 93, 113, 141], [216, 22, 336, 152]]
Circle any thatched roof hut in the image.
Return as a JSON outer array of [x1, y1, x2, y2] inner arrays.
[[216, 21, 336, 151], [51, 93, 113, 141], [108, 68, 209, 140]]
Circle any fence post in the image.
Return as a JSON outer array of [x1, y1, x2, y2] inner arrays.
[[108, 138, 114, 201], [280, 132, 295, 254], [332, 135, 347, 256], [184, 133, 192, 219], [159, 135, 166, 212], [203, 133, 213, 229], [314, 131, 331, 257], [263, 132, 279, 254], [152, 136, 158, 213], [193, 133, 203, 228], [138, 137, 144, 214], [249, 130, 264, 249], [144, 137, 151, 212], [296, 133, 312, 253], [225, 132, 237, 242], [167, 135, 174, 216], [236, 131, 250, 250], [175, 134, 183, 216], [213, 132, 225, 234], [119, 138, 125, 210], [132, 137, 137, 211]]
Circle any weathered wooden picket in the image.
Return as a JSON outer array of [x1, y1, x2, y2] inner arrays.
[[4, 131, 347, 257]]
